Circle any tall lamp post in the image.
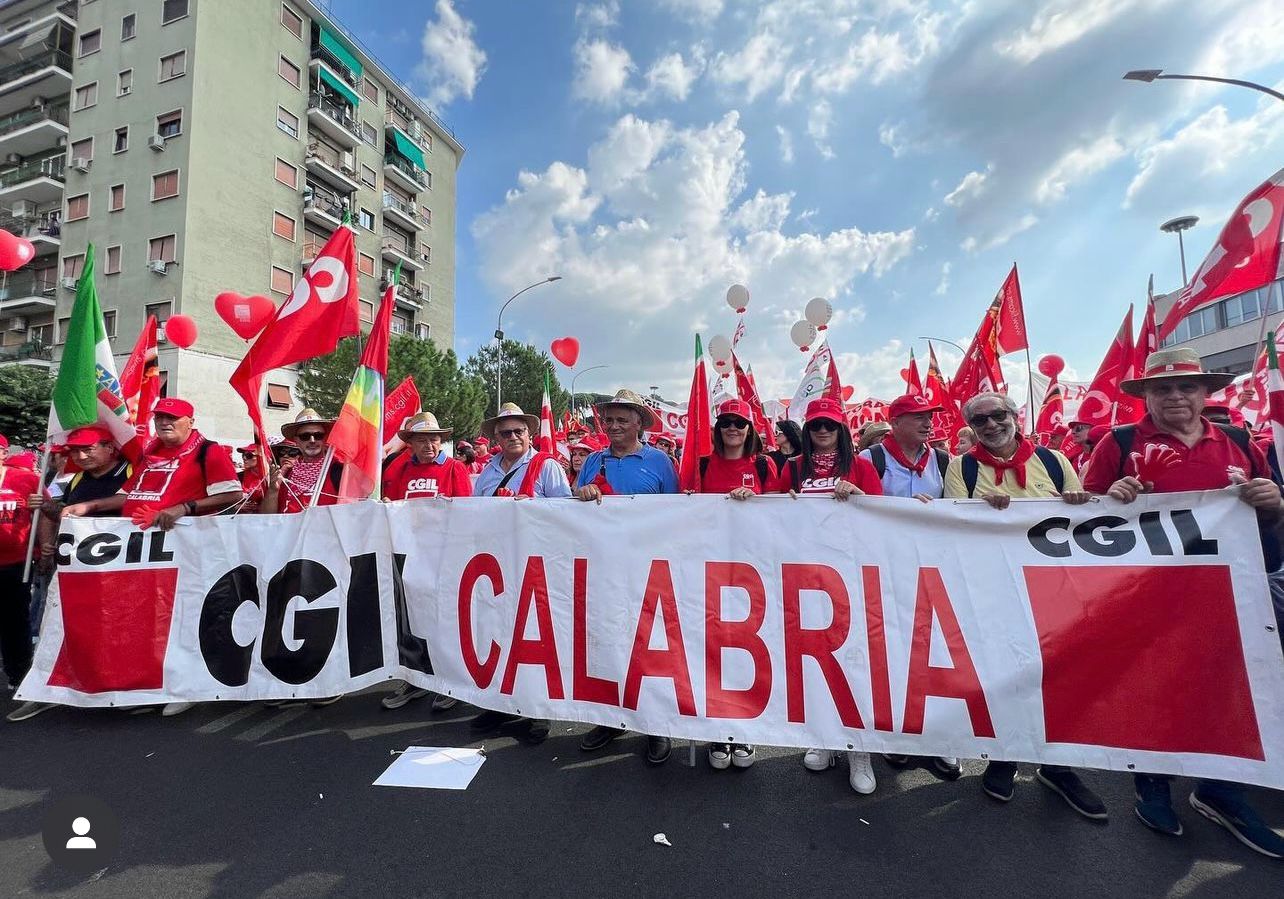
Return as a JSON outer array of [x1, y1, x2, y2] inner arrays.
[[917, 336, 967, 354], [571, 364, 609, 419], [1123, 70, 1284, 104], [1160, 216, 1199, 285], [494, 276, 562, 414]]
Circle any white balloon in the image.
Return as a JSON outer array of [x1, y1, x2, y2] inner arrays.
[[713, 356, 732, 371], [708, 334, 733, 363], [726, 283, 750, 312], [790, 320, 818, 349], [804, 297, 833, 329]]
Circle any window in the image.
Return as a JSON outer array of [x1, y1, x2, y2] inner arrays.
[[422, 207, 432, 226], [57, 317, 70, 342], [362, 79, 378, 103], [70, 137, 93, 161], [162, 0, 188, 24], [145, 301, 172, 327], [281, 4, 303, 39], [424, 171, 433, 189], [62, 255, 85, 280], [159, 50, 186, 81], [391, 314, 409, 335], [148, 234, 177, 263], [422, 245, 431, 265], [422, 132, 433, 153], [358, 252, 375, 277], [274, 157, 298, 188], [73, 82, 98, 111], [358, 208, 374, 230], [78, 29, 101, 57], [66, 193, 89, 221], [416, 323, 431, 341], [102, 310, 117, 338], [266, 383, 293, 409], [118, 68, 133, 95], [361, 122, 378, 147], [270, 265, 294, 295], [157, 109, 182, 139], [121, 13, 136, 41], [152, 169, 180, 200], [109, 183, 125, 211], [114, 126, 129, 153], [276, 106, 299, 139], [272, 211, 296, 241], [422, 284, 430, 303], [360, 164, 377, 188], [105, 245, 121, 274], [359, 300, 374, 323], [279, 56, 301, 89]]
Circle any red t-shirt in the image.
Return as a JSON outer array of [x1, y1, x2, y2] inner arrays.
[[1082, 416, 1271, 495], [0, 466, 43, 565], [699, 453, 778, 494], [120, 433, 240, 516], [773, 454, 885, 496], [383, 453, 473, 500]]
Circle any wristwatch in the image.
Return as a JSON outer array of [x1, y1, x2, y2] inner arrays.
[[184, 500, 198, 516]]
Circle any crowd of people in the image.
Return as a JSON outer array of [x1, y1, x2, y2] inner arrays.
[[1, 346, 1283, 858]]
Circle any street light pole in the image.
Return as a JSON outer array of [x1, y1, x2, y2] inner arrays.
[[570, 364, 609, 419], [1160, 216, 1198, 285], [494, 275, 563, 414], [917, 336, 967, 354], [1123, 69, 1284, 104]]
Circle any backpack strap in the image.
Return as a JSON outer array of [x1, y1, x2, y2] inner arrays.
[[1214, 423, 1253, 468], [1033, 446, 1065, 494], [1111, 425, 1137, 481], [962, 454, 979, 499], [933, 448, 950, 479], [790, 457, 801, 492], [868, 444, 886, 478], [755, 455, 770, 486]]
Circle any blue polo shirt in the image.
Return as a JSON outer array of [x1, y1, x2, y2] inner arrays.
[[575, 443, 679, 495]]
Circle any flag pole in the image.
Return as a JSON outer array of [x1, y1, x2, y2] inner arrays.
[[309, 445, 335, 507], [19, 446, 53, 583], [1024, 345, 1036, 436]]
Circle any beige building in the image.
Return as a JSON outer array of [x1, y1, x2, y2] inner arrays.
[[1155, 277, 1284, 375], [0, 0, 462, 442]]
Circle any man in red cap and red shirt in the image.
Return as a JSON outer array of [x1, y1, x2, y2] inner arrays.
[[0, 432, 48, 701]]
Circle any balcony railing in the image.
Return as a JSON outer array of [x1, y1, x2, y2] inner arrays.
[[0, 340, 53, 362], [306, 139, 351, 173], [310, 41, 359, 85], [307, 92, 359, 137], [0, 103, 68, 139], [380, 278, 423, 301], [382, 193, 422, 222], [0, 213, 60, 240], [0, 155, 65, 189], [0, 49, 73, 86], [383, 152, 427, 189], [381, 232, 414, 258], [0, 269, 58, 298], [302, 181, 349, 219]]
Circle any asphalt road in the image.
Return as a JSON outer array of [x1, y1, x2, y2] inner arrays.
[[1, 688, 1280, 898]]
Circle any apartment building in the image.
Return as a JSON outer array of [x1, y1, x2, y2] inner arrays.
[[0, 0, 462, 440], [1155, 277, 1284, 375]]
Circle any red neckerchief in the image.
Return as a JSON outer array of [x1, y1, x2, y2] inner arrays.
[[141, 429, 204, 463], [591, 454, 615, 495], [881, 435, 929, 475], [969, 435, 1036, 488]]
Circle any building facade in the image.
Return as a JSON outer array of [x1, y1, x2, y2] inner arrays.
[[1155, 277, 1284, 375], [0, 0, 462, 442]]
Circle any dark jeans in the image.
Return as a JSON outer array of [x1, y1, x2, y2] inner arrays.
[[0, 562, 33, 688], [1135, 773, 1242, 804], [986, 760, 1072, 777]]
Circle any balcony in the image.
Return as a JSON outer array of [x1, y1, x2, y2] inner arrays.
[[302, 182, 348, 231], [380, 277, 424, 310], [0, 154, 65, 203], [380, 232, 423, 271], [0, 339, 53, 368], [301, 234, 327, 267], [0, 269, 58, 315], [306, 92, 360, 150], [381, 193, 424, 232], [384, 109, 430, 152], [383, 152, 427, 193], [304, 138, 361, 194], [0, 49, 73, 109], [0, 102, 67, 157], [0, 212, 59, 255]]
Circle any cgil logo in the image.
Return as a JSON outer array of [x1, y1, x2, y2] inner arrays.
[[1026, 509, 1218, 559]]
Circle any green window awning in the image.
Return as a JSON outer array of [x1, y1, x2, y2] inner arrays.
[[389, 128, 426, 169], [318, 66, 360, 108], [318, 28, 362, 80]]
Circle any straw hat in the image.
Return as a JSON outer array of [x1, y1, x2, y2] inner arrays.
[[480, 402, 540, 440], [281, 408, 335, 441], [594, 388, 656, 429], [1119, 348, 1234, 397], [397, 411, 452, 440]]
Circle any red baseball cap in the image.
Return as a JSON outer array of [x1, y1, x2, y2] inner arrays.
[[153, 397, 195, 418], [888, 393, 942, 419], [804, 397, 846, 425], [237, 442, 259, 453], [716, 399, 754, 423], [571, 438, 596, 453], [66, 426, 115, 447]]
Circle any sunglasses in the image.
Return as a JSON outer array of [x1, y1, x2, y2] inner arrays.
[[967, 410, 1011, 427], [716, 418, 749, 430], [497, 428, 526, 438], [296, 432, 326, 441], [278, 449, 302, 458], [807, 420, 840, 433]]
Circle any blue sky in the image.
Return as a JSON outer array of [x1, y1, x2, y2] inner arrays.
[[330, 0, 1284, 402]]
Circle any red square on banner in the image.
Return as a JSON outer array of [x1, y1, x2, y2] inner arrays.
[[1024, 565, 1263, 760], [48, 568, 179, 693]]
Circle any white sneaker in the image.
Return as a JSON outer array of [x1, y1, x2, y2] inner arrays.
[[731, 744, 756, 769], [803, 748, 834, 771], [161, 701, 195, 717], [847, 751, 876, 794], [708, 743, 732, 770]]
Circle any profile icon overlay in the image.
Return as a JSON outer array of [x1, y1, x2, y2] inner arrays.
[[41, 796, 119, 873]]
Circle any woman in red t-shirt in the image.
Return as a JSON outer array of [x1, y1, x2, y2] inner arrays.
[[774, 398, 883, 499]]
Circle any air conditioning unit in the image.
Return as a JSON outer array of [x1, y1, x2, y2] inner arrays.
[[340, 151, 355, 174], [11, 200, 36, 217], [70, 156, 91, 173], [7, 316, 28, 332], [157, 328, 168, 344], [148, 260, 169, 275], [120, 85, 131, 96], [147, 134, 166, 151], [61, 277, 77, 290]]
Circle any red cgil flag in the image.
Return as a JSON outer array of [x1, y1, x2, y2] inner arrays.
[[1035, 375, 1064, 436], [1159, 168, 1284, 342], [904, 348, 923, 395], [951, 306, 1006, 406], [823, 345, 844, 404], [1133, 276, 1159, 376], [381, 376, 421, 456], [925, 342, 961, 443], [994, 264, 1029, 354], [119, 314, 160, 441], [1076, 305, 1135, 427], [678, 334, 713, 492], [732, 353, 776, 450]]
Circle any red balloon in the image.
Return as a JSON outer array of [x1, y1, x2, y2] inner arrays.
[[1037, 354, 1065, 378], [0, 228, 36, 272], [164, 314, 198, 348], [841, 385, 855, 401], [550, 337, 580, 368], [215, 291, 276, 340]]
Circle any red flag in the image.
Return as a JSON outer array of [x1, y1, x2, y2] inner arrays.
[[1076, 305, 1134, 427], [732, 353, 776, 450], [952, 306, 1006, 406], [119, 314, 160, 441], [743, 363, 776, 449], [678, 335, 712, 492], [904, 349, 923, 395], [994, 264, 1028, 354], [230, 226, 359, 445], [328, 278, 391, 502], [823, 346, 844, 404], [1035, 376, 1064, 436], [925, 342, 962, 441], [1133, 278, 1158, 376], [381, 376, 421, 456], [537, 369, 558, 457], [1159, 168, 1284, 340]]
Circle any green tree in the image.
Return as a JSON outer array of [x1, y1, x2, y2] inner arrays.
[[296, 335, 488, 438], [463, 340, 571, 419], [0, 365, 54, 447]]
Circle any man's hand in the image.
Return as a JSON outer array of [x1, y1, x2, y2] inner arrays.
[[1106, 476, 1146, 503], [1239, 477, 1282, 512], [979, 492, 1011, 510], [1060, 491, 1092, 505], [576, 484, 603, 504], [728, 487, 755, 501], [151, 505, 186, 531], [911, 493, 934, 504], [832, 479, 864, 502], [61, 502, 95, 519]]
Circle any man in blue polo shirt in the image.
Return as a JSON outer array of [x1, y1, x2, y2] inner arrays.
[[575, 388, 678, 763]]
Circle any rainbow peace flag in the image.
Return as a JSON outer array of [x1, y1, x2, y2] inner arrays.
[[328, 278, 394, 501]]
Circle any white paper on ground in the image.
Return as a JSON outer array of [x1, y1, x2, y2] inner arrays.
[[373, 747, 486, 790]]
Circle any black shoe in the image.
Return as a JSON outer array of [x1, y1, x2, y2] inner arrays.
[[646, 736, 671, 765], [883, 754, 912, 768], [580, 725, 625, 752], [471, 709, 519, 731], [1190, 786, 1284, 858], [1037, 767, 1108, 821], [520, 718, 551, 745], [982, 761, 1017, 802], [1135, 775, 1182, 836], [933, 757, 963, 780]]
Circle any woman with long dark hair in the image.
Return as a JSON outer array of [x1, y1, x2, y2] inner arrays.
[[768, 419, 802, 473]]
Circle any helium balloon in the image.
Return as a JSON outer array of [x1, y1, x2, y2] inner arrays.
[[549, 337, 580, 368], [0, 229, 36, 272], [725, 283, 750, 313], [215, 292, 276, 340], [790, 320, 817, 352], [163, 314, 198, 348], [804, 297, 833, 330], [842, 385, 855, 402], [707, 334, 733, 363], [1037, 354, 1065, 378]]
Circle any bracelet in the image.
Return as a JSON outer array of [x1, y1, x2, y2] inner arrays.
[[184, 501, 198, 516]]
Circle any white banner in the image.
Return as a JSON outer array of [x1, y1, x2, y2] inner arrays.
[[20, 491, 1284, 787]]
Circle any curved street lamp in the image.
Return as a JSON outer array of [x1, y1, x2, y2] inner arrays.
[[570, 364, 609, 418], [494, 276, 563, 414], [917, 336, 967, 354], [1123, 70, 1284, 104]]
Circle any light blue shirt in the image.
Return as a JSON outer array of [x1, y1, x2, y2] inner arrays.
[[575, 443, 680, 495], [474, 447, 571, 498], [859, 444, 945, 499]]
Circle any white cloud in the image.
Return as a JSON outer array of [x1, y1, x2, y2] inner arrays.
[[657, 0, 724, 22], [960, 213, 1038, 253], [807, 99, 835, 159], [730, 189, 794, 232], [710, 31, 787, 102], [776, 125, 795, 164], [575, 1, 620, 30], [943, 166, 992, 208], [573, 38, 635, 104], [416, 0, 487, 108], [1034, 134, 1128, 204], [645, 51, 703, 101], [994, 0, 1149, 65], [879, 121, 914, 158], [934, 261, 951, 296]]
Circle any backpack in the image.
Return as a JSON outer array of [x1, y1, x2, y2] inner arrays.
[[867, 444, 949, 480], [961, 446, 1065, 498], [1110, 423, 1254, 480], [699, 455, 771, 491]]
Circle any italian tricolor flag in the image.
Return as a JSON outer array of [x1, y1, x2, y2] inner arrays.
[[328, 272, 393, 501]]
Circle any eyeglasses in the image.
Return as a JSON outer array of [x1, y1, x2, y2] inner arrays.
[[497, 428, 527, 438], [807, 420, 840, 433], [967, 409, 1011, 427], [716, 418, 749, 430], [278, 450, 302, 459], [296, 432, 326, 441]]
